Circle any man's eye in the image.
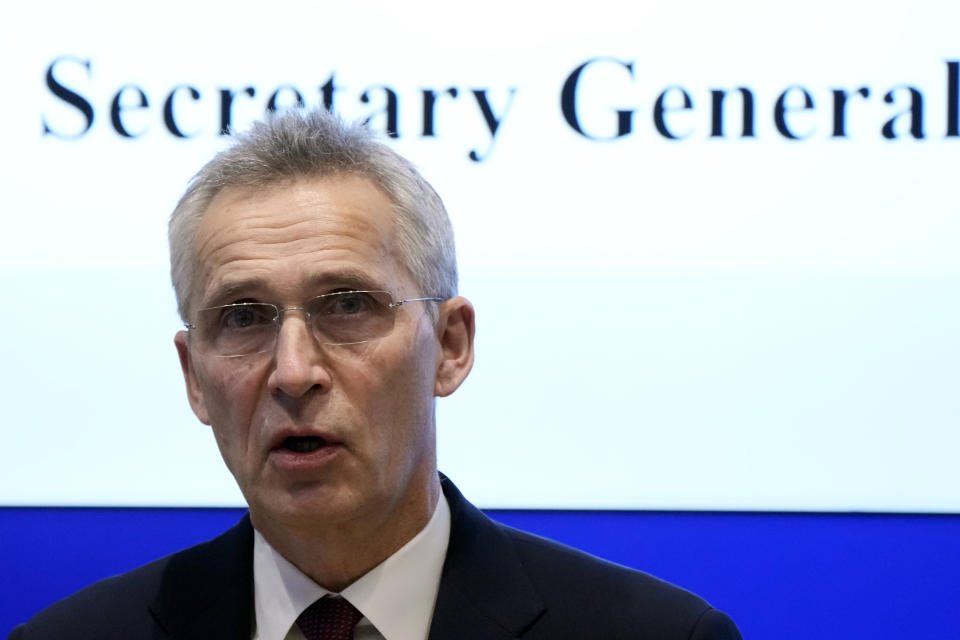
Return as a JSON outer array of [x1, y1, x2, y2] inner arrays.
[[222, 305, 273, 329], [329, 292, 371, 315]]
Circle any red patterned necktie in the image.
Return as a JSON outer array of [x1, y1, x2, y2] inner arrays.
[[296, 595, 364, 640]]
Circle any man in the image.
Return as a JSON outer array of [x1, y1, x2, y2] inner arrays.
[[10, 109, 741, 639]]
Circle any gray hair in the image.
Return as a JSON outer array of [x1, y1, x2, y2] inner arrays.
[[168, 108, 458, 321]]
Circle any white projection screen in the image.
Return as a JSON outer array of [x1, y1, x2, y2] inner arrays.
[[1, 1, 957, 511]]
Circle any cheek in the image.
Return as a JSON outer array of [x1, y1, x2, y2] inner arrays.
[[206, 355, 263, 397], [334, 340, 434, 435], [197, 360, 266, 444], [374, 335, 439, 442]]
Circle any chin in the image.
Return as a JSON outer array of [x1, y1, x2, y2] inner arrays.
[[256, 484, 363, 526]]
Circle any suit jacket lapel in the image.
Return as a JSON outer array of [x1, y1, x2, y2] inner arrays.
[[149, 514, 255, 639], [430, 476, 545, 639]]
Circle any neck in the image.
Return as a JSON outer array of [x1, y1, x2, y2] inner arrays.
[[252, 473, 442, 592]]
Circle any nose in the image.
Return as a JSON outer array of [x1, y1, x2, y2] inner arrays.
[[267, 311, 331, 399]]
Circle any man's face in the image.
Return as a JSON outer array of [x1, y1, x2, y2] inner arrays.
[[174, 174, 457, 537]]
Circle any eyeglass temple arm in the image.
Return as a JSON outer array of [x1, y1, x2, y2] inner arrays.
[[390, 297, 445, 308]]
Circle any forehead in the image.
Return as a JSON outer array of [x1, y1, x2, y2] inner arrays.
[[192, 174, 406, 305]]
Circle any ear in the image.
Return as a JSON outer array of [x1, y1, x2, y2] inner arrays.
[[434, 296, 476, 397], [175, 330, 211, 425]]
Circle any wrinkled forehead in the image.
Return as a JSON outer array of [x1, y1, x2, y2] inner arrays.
[[188, 175, 408, 307]]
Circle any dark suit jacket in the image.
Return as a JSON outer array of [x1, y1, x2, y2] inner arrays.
[[10, 476, 741, 639]]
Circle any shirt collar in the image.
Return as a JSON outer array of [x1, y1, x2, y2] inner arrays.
[[253, 495, 451, 640]]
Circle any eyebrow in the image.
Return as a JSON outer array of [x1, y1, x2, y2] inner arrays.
[[307, 271, 383, 292], [202, 270, 385, 306]]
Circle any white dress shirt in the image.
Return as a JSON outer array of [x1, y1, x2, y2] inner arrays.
[[251, 496, 451, 640]]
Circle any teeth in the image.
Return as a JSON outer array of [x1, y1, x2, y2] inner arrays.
[[285, 436, 324, 453]]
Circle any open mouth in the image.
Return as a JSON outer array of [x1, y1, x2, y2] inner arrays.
[[282, 436, 327, 453]]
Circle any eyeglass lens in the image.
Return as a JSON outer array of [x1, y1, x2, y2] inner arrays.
[[194, 290, 398, 356]]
